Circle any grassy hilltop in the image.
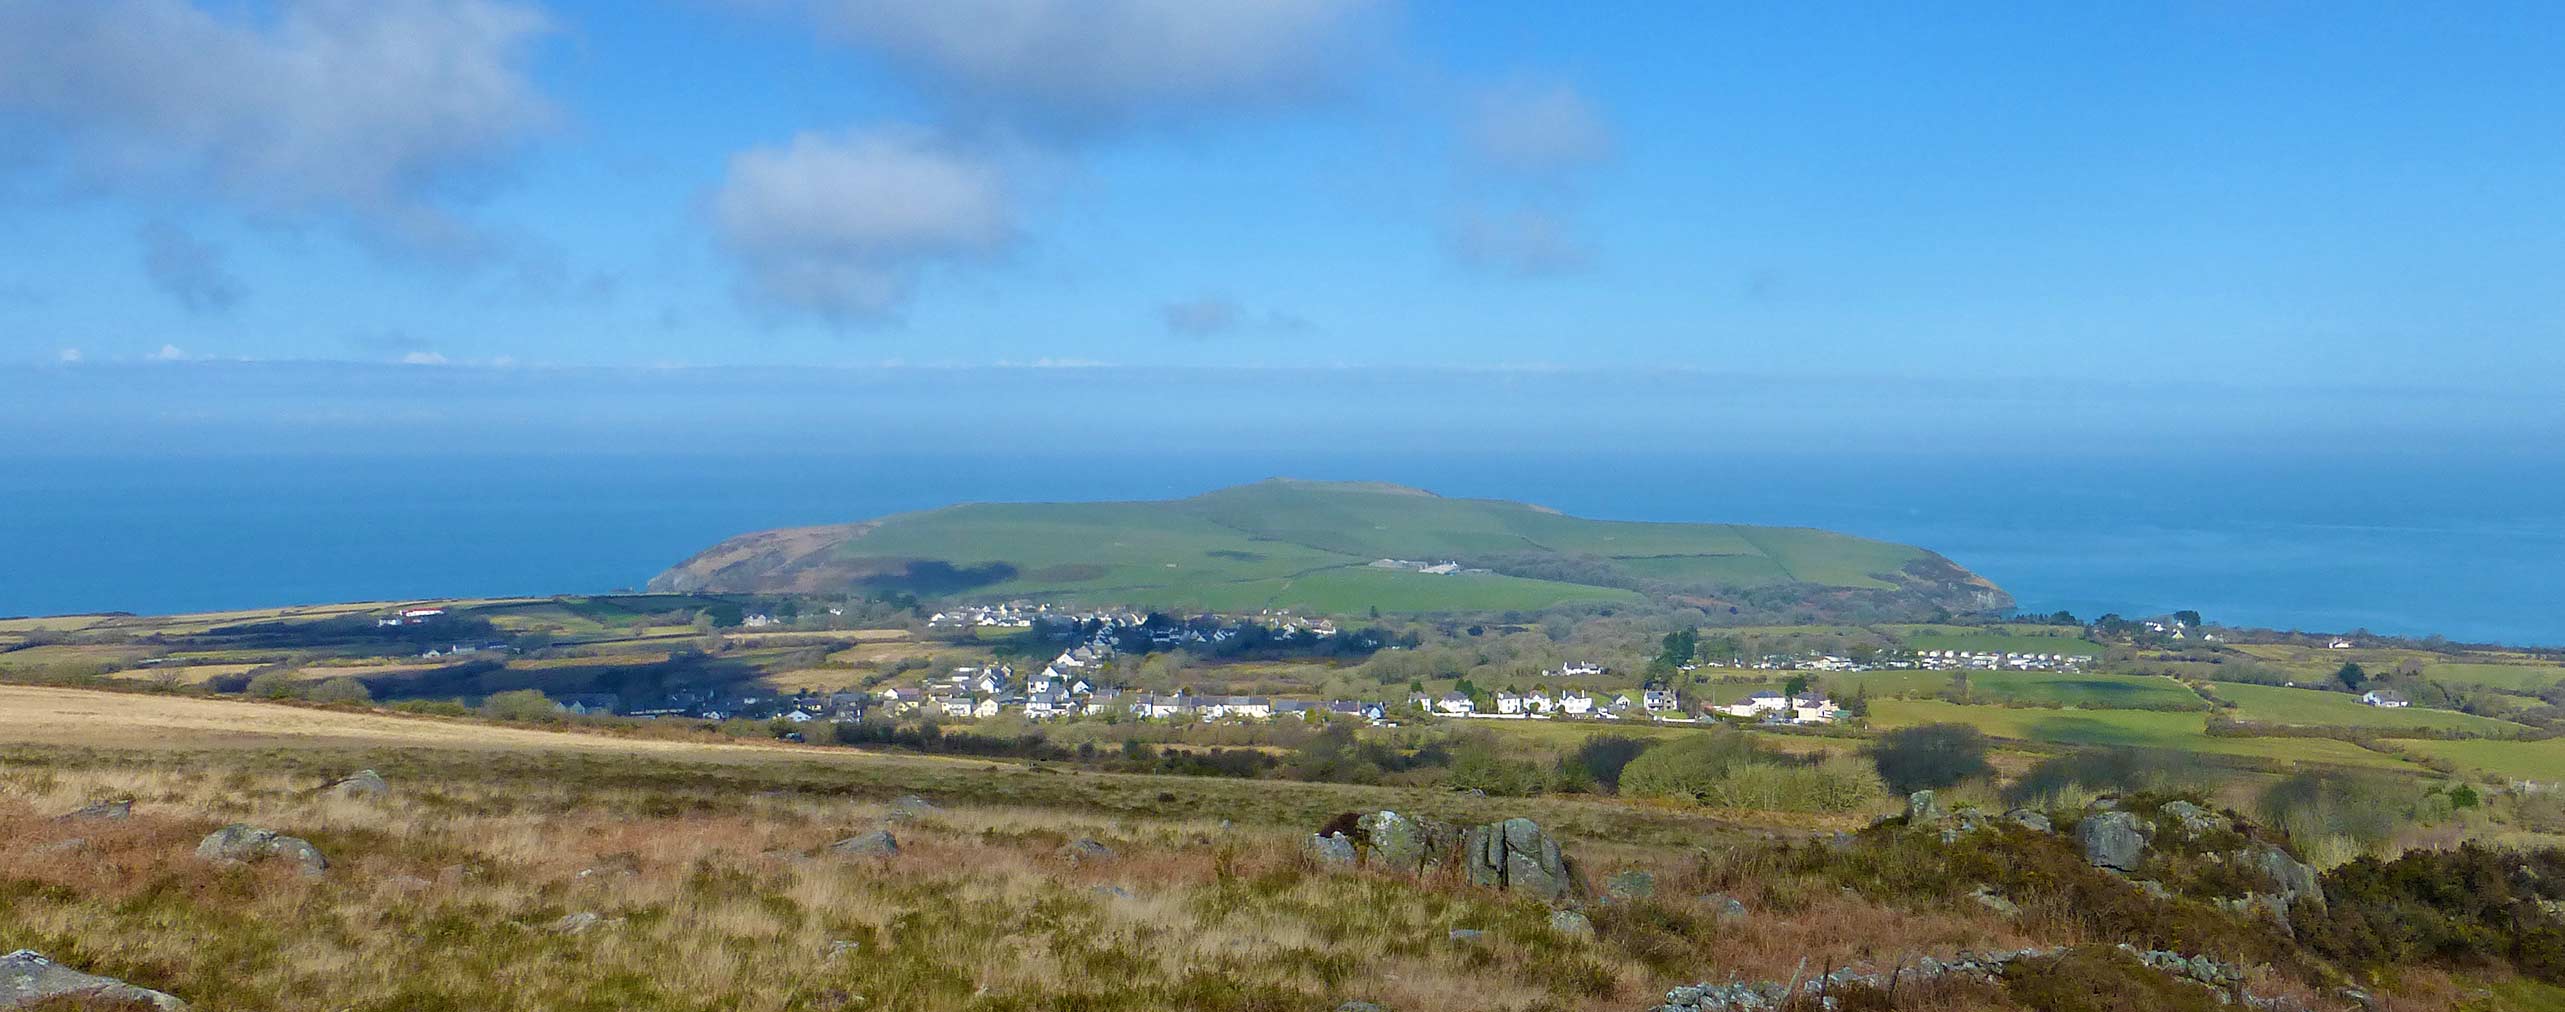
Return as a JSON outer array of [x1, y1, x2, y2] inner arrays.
[[648, 479, 2010, 621]]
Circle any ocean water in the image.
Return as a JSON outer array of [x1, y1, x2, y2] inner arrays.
[[4, 451, 2560, 645]]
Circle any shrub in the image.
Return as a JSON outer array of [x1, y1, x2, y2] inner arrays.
[[480, 689, 557, 722], [2254, 772, 2403, 866], [1565, 734, 1650, 793], [1867, 723, 1994, 795], [2297, 843, 2565, 983], [1618, 731, 1758, 801], [1698, 755, 1884, 814], [243, 670, 300, 700], [2004, 748, 2204, 808], [308, 677, 373, 706]]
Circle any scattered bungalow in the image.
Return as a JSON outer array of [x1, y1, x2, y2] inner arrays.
[[2361, 690, 2411, 708]]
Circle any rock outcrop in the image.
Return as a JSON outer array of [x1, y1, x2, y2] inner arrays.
[[196, 824, 328, 876], [2076, 810, 2150, 872], [1465, 817, 1574, 901], [60, 799, 132, 821], [1336, 811, 1580, 902], [2, 950, 188, 1010]]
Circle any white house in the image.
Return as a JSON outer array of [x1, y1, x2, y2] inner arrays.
[[1435, 693, 1476, 716], [1558, 691, 1596, 715], [2329, 639, 2356, 650], [1557, 662, 1606, 677], [1719, 691, 1791, 719], [1198, 696, 1273, 721], [1642, 688, 1681, 713], [2361, 690, 2411, 708], [1493, 692, 1528, 715], [1790, 696, 1841, 724], [1131, 694, 1193, 720]]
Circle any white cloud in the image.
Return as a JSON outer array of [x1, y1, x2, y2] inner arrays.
[[0, 0, 556, 252], [1445, 207, 1588, 277], [1466, 81, 1612, 175], [399, 351, 450, 365], [137, 221, 245, 313], [57, 348, 82, 363], [149, 344, 190, 361], [790, 0, 1388, 136], [712, 128, 1014, 321]]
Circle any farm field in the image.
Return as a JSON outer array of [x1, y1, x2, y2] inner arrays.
[[1831, 669, 2201, 710], [2423, 661, 2565, 693], [2392, 739, 2565, 784], [1864, 699, 2419, 771], [2209, 681, 2531, 736]]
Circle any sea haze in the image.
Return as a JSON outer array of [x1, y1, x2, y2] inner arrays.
[[5, 450, 2560, 646]]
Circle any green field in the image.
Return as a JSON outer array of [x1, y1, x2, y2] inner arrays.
[[653, 479, 2004, 618], [2211, 682, 2530, 736], [1833, 669, 2201, 709], [2424, 662, 2565, 693], [2394, 739, 2565, 784], [1866, 699, 2418, 770]]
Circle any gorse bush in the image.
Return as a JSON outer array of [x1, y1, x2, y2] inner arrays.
[[1618, 731, 1759, 801], [1867, 723, 1993, 795], [1694, 756, 1884, 814], [2254, 772, 2404, 867]]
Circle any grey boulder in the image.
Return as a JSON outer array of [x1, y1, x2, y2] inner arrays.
[[2075, 810, 2149, 872], [828, 830, 899, 857], [1060, 838, 1116, 864], [320, 769, 389, 801], [1, 949, 188, 1010], [1906, 790, 1946, 824], [1548, 909, 1595, 938], [60, 799, 133, 821], [196, 824, 328, 876], [1305, 833, 1357, 866], [1466, 817, 1573, 901]]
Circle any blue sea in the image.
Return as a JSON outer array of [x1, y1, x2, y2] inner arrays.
[[5, 451, 2561, 645]]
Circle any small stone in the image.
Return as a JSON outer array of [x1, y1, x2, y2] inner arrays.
[[884, 795, 939, 822], [195, 824, 327, 876], [1447, 929, 1485, 942], [1606, 870, 1656, 900], [1907, 790, 1946, 824], [0, 950, 188, 1010], [1548, 909, 1594, 938], [551, 911, 602, 935], [828, 830, 899, 857], [1305, 833, 1356, 866], [60, 799, 132, 821], [320, 769, 389, 801], [1337, 1002, 1387, 1012], [2005, 808, 2053, 833], [822, 940, 861, 959], [1970, 884, 2020, 917], [35, 838, 88, 856], [1059, 838, 1115, 864], [1699, 892, 1749, 923], [1092, 885, 1135, 900]]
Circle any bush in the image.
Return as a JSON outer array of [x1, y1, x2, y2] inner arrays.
[[243, 670, 300, 700], [2254, 772, 2404, 866], [1618, 731, 1758, 801], [307, 677, 373, 706], [2297, 843, 2565, 983], [2004, 748, 2204, 808], [1566, 735, 1650, 793], [480, 688, 557, 722], [1698, 755, 1884, 814], [1867, 723, 1994, 795]]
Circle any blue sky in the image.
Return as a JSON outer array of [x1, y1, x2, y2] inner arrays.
[[2, 1, 2562, 387]]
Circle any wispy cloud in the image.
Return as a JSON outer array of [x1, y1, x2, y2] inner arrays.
[[779, 0, 1390, 138], [1447, 77, 1613, 277], [0, 0, 558, 255], [711, 127, 1015, 322], [1445, 207, 1587, 277]]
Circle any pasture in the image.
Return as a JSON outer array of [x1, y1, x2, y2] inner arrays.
[[1830, 669, 2200, 710], [2393, 738, 2565, 785], [2208, 681, 2529, 736], [1864, 699, 2419, 771]]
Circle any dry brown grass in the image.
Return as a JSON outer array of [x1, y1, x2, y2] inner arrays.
[[0, 754, 2052, 1012]]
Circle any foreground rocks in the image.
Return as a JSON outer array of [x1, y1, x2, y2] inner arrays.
[[196, 824, 328, 876], [1339, 810, 1582, 902], [1648, 944, 2288, 1012], [59, 799, 133, 821], [2076, 810, 2150, 872], [1, 950, 189, 1010]]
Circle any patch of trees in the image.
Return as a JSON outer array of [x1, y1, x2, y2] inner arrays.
[[1866, 723, 1995, 795]]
